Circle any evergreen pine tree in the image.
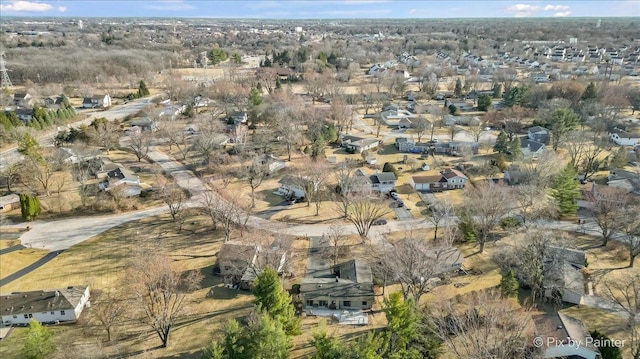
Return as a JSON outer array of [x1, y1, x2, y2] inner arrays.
[[22, 319, 55, 359], [493, 130, 509, 154], [507, 136, 523, 160], [138, 80, 150, 97], [551, 164, 580, 215], [581, 82, 598, 101], [454, 78, 463, 97], [499, 270, 519, 298], [492, 83, 503, 98], [253, 268, 300, 335], [589, 330, 622, 359]]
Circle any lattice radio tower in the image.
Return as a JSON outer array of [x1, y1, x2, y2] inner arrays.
[[0, 51, 13, 89]]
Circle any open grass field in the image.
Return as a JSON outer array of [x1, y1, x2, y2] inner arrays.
[[0, 248, 49, 280]]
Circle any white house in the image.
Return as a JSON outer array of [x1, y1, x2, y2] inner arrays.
[[410, 168, 467, 192], [370, 172, 396, 193], [1, 286, 90, 326], [82, 94, 112, 109], [276, 175, 305, 199], [609, 128, 640, 146]]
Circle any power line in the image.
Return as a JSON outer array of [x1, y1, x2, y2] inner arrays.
[[0, 51, 13, 90]]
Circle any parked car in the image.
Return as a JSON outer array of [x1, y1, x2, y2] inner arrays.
[[372, 218, 387, 226], [389, 191, 399, 200]]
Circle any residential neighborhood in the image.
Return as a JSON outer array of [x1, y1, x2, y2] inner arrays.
[[0, 5, 639, 359]]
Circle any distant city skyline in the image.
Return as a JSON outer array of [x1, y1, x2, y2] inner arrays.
[[0, 0, 638, 19]]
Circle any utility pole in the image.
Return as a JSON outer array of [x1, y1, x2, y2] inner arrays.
[[0, 51, 13, 90]]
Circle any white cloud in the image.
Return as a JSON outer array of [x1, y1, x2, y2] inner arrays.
[[544, 4, 570, 11], [554, 11, 572, 17], [507, 4, 541, 12], [0, 1, 54, 12], [505, 3, 541, 17], [58, 6, 66, 12]]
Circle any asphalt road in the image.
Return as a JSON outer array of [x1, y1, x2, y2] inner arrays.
[[0, 244, 26, 255]]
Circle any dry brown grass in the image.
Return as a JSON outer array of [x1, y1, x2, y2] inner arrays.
[[0, 248, 49, 279], [561, 306, 637, 359]]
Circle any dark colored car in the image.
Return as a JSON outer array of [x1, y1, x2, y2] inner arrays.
[[373, 218, 388, 225]]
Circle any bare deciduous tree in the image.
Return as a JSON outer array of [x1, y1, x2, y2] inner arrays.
[[126, 252, 202, 348], [427, 199, 454, 242], [586, 186, 629, 247], [92, 289, 127, 342], [297, 163, 331, 216], [345, 195, 390, 239], [243, 155, 269, 209], [603, 274, 640, 359], [461, 183, 514, 253], [431, 289, 537, 359], [127, 132, 152, 162], [158, 178, 187, 229], [382, 235, 460, 302], [412, 116, 431, 143]]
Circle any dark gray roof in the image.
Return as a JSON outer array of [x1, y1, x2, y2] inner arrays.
[[0, 286, 88, 315], [300, 259, 374, 299], [372, 172, 396, 183], [521, 137, 545, 152]]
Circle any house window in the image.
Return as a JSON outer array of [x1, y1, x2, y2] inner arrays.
[[24, 314, 29, 319], [51, 312, 54, 315], [306, 300, 314, 307], [362, 301, 368, 306], [319, 300, 328, 307], [13, 315, 17, 319], [343, 301, 352, 307], [60, 310, 66, 315]]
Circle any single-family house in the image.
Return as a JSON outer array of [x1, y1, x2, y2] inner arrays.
[[130, 118, 158, 132], [13, 93, 33, 107], [125, 126, 142, 136], [367, 64, 383, 76], [520, 137, 546, 159], [260, 154, 285, 173], [1, 285, 90, 326], [543, 246, 587, 305], [341, 135, 380, 154], [607, 168, 640, 195], [217, 241, 287, 290], [342, 169, 373, 195], [395, 137, 415, 152], [276, 175, 305, 199], [0, 194, 19, 213], [300, 259, 374, 311], [43, 96, 64, 109], [527, 126, 549, 144], [409, 168, 468, 192], [82, 94, 112, 109], [446, 100, 474, 112], [54, 147, 99, 164], [370, 172, 396, 193], [14, 108, 33, 122], [434, 141, 479, 156], [97, 166, 141, 197], [544, 313, 599, 359], [229, 111, 248, 125], [609, 127, 640, 146], [398, 117, 412, 129], [380, 109, 415, 127]]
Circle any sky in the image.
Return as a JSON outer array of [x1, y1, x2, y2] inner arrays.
[[0, 0, 638, 18]]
